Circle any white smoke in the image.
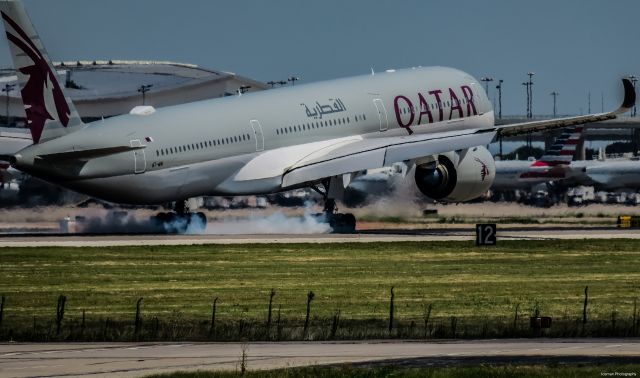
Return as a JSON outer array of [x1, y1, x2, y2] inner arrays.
[[348, 167, 427, 219], [204, 206, 331, 234], [75, 211, 160, 234]]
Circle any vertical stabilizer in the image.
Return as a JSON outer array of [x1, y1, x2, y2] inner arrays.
[[537, 126, 584, 166], [0, 0, 83, 144]]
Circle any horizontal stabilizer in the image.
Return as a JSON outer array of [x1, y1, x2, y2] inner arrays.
[[36, 145, 144, 161]]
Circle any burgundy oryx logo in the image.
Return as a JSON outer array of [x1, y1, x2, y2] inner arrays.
[[2, 11, 70, 143], [475, 157, 489, 181]]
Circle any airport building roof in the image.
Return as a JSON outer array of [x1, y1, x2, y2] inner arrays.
[[0, 60, 268, 121]]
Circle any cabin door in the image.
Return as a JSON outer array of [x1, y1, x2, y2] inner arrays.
[[130, 139, 146, 174], [373, 99, 388, 131], [250, 119, 265, 152]]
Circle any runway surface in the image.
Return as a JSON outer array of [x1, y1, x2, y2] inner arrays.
[[1, 339, 639, 377], [0, 226, 639, 247]]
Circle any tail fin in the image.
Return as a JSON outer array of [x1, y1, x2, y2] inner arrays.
[[0, 0, 83, 144], [535, 126, 584, 166]]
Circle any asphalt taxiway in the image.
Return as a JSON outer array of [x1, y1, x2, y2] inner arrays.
[[1, 340, 638, 377], [0, 226, 638, 247]]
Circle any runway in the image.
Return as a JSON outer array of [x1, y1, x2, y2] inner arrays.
[[1, 340, 639, 377], [0, 226, 639, 247]]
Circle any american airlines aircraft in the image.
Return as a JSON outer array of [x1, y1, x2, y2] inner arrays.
[[0, 0, 634, 232], [491, 126, 584, 191]]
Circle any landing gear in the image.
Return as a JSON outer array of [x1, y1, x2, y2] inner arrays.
[[151, 200, 207, 234], [312, 179, 357, 234]]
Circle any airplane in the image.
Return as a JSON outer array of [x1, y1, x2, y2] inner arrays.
[[498, 125, 640, 193], [0, 0, 634, 232], [491, 126, 584, 191], [556, 155, 640, 192]]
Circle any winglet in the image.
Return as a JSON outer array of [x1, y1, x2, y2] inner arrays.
[[619, 78, 636, 112]]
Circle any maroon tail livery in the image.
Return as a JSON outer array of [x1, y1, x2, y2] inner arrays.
[[1, 10, 70, 143]]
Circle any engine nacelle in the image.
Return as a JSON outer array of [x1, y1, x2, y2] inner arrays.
[[414, 146, 495, 202]]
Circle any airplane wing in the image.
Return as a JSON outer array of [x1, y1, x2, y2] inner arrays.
[[496, 78, 635, 138], [281, 129, 495, 187], [230, 128, 496, 190]]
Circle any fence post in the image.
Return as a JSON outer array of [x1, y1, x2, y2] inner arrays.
[[267, 289, 275, 339], [209, 297, 218, 339], [134, 298, 143, 338], [303, 291, 314, 340], [423, 303, 432, 339], [81, 309, 86, 338], [56, 295, 66, 336], [389, 287, 395, 334], [0, 295, 5, 332], [633, 298, 638, 336]]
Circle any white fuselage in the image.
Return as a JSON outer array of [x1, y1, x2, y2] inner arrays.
[[15, 67, 494, 204]]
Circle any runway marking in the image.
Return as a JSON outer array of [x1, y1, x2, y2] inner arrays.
[[6, 364, 64, 370]]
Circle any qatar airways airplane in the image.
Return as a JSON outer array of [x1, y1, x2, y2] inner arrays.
[[0, 0, 634, 232]]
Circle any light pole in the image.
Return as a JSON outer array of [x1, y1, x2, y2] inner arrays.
[[267, 81, 277, 88], [522, 82, 531, 118], [287, 76, 300, 86], [527, 72, 535, 118], [480, 76, 493, 96], [138, 84, 153, 105], [629, 75, 637, 117], [550, 91, 559, 118], [2, 83, 15, 126], [495, 79, 503, 119]]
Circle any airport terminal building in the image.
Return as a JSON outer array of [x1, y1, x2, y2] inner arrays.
[[0, 60, 268, 124]]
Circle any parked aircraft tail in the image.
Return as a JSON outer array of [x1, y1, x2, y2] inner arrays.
[[0, 0, 84, 144], [534, 125, 584, 166]]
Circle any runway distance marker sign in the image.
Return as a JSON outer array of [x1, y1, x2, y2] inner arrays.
[[476, 224, 497, 246]]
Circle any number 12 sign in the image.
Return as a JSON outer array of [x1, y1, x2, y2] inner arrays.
[[476, 224, 497, 246]]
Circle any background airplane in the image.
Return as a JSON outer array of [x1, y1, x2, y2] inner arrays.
[[0, 0, 634, 232]]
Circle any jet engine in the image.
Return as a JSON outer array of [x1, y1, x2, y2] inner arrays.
[[414, 146, 495, 202]]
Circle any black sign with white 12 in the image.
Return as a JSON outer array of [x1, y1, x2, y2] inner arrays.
[[476, 224, 497, 246]]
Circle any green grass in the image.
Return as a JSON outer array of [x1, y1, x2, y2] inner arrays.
[[145, 365, 640, 378], [1, 240, 640, 340]]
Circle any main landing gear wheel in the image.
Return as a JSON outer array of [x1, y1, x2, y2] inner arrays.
[[328, 212, 356, 234], [151, 201, 207, 234], [312, 183, 357, 234]]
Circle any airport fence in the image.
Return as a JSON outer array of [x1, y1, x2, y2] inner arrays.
[[0, 291, 638, 342]]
